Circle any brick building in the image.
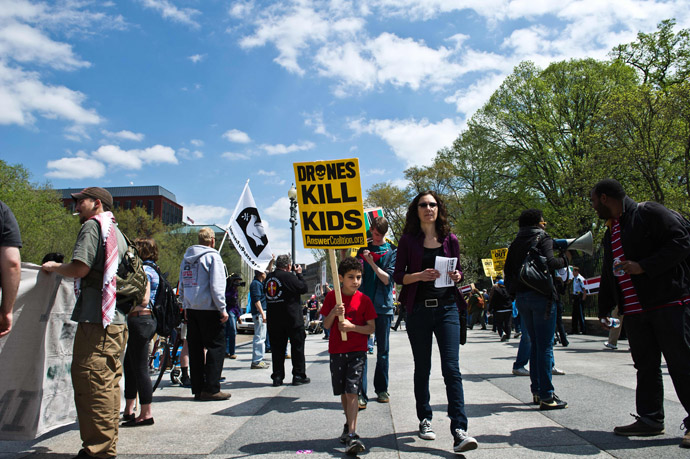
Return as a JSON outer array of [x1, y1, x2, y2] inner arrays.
[[59, 185, 183, 225]]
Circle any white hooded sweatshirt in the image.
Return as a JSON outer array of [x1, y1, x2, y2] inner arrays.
[[179, 245, 226, 312]]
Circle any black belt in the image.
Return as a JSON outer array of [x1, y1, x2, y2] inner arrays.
[[423, 299, 455, 308], [129, 310, 152, 317]]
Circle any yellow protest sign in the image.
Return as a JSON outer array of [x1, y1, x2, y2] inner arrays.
[[491, 248, 508, 273], [293, 158, 367, 249], [481, 258, 496, 277]]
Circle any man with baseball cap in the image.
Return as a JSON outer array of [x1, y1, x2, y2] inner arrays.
[[43, 186, 149, 459]]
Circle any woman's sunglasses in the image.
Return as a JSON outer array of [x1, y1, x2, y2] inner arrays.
[[418, 202, 438, 209]]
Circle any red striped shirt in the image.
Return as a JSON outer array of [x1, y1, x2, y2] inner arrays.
[[611, 219, 690, 315]]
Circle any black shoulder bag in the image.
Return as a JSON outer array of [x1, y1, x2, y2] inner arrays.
[[519, 232, 554, 297]]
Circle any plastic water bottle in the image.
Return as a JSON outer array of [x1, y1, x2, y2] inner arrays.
[[613, 257, 625, 277], [601, 317, 621, 328]]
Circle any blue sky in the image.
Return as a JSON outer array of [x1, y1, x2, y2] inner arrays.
[[1, 0, 689, 262]]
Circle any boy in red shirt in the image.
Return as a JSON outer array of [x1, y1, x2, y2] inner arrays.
[[321, 257, 377, 455]]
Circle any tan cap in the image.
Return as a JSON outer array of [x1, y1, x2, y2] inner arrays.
[[71, 187, 114, 211]]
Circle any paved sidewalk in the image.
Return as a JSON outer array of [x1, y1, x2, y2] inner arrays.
[[2, 326, 688, 458]]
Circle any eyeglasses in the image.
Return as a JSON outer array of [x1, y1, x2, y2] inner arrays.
[[418, 202, 438, 209]]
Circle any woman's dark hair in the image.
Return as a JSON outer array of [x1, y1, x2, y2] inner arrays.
[[518, 209, 543, 228], [402, 190, 451, 238], [41, 252, 64, 264], [592, 178, 626, 200], [134, 237, 158, 262]]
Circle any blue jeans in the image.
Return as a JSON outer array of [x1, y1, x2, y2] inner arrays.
[[513, 324, 556, 371], [225, 310, 237, 355], [516, 290, 556, 399], [406, 303, 468, 432], [252, 313, 266, 363], [361, 315, 392, 399]]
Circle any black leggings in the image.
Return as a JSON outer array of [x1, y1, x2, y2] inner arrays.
[[494, 311, 512, 338], [124, 314, 157, 404]]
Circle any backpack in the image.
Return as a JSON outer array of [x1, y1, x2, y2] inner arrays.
[[476, 294, 485, 308], [115, 232, 149, 314], [145, 261, 183, 337]]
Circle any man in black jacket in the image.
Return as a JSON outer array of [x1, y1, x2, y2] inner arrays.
[[265, 254, 309, 387], [592, 178, 690, 448], [504, 209, 569, 411]]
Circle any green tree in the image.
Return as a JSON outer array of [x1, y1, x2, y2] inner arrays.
[[114, 206, 165, 239], [0, 160, 81, 264], [363, 182, 411, 244]]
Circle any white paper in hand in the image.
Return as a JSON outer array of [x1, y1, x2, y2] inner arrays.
[[434, 256, 457, 288]]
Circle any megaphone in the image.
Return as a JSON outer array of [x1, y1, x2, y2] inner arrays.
[[554, 231, 593, 255]]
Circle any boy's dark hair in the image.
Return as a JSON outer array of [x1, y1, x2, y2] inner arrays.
[[518, 209, 543, 228], [592, 178, 626, 200], [338, 256, 362, 276], [42, 252, 65, 264]]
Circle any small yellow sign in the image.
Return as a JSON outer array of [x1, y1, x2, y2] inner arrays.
[[293, 158, 367, 249], [481, 258, 496, 277], [491, 248, 508, 273]]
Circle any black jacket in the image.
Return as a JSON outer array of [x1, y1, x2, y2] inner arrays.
[[598, 196, 690, 317], [504, 227, 568, 300], [265, 268, 308, 329]]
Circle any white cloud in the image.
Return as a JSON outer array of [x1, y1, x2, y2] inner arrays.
[[222, 128, 251, 143], [366, 168, 386, 176], [90, 144, 178, 169], [45, 156, 106, 179], [182, 204, 232, 225], [350, 117, 464, 167], [138, 0, 200, 28], [304, 111, 335, 139], [221, 152, 250, 160], [188, 53, 205, 63], [444, 73, 506, 116], [190, 139, 204, 147], [257, 169, 276, 176], [178, 147, 203, 160], [101, 129, 145, 142], [229, 0, 254, 19], [0, 21, 90, 70], [0, 62, 101, 126], [260, 141, 315, 155]]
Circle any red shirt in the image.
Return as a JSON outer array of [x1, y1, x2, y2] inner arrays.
[[321, 290, 377, 354]]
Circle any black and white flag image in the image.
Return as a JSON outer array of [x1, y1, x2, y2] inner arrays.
[[226, 182, 273, 271]]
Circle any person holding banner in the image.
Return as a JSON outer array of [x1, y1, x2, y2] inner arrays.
[[0, 200, 22, 338], [393, 191, 478, 453]]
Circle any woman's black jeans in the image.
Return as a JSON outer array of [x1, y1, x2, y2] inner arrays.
[[124, 314, 157, 405]]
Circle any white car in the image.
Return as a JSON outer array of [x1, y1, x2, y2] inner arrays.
[[237, 312, 254, 334]]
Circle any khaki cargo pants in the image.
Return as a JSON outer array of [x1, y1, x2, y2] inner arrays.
[[71, 322, 128, 458]]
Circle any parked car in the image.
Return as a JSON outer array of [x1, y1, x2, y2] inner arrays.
[[237, 312, 254, 334]]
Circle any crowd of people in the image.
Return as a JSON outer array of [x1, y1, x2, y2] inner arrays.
[[1, 177, 689, 457]]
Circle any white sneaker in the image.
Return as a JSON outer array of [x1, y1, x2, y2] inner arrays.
[[419, 419, 436, 440], [453, 428, 478, 452], [552, 367, 566, 375], [604, 341, 618, 350], [512, 367, 530, 376]]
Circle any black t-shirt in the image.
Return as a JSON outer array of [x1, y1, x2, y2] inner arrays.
[[414, 246, 455, 305], [0, 201, 22, 248], [265, 269, 308, 329]]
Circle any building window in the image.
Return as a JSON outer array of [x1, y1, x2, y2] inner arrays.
[[113, 201, 120, 209], [125, 200, 131, 210], [148, 200, 155, 215], [136, 199, 143, 208]]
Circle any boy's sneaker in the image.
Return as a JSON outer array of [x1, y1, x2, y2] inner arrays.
[[419, 418, 436, 440], [552, 367, 566, 375], [358, 395, 367, 410], [453, 428, 478, 453], [613, 415, 664, 436], [251, 361, 269, 369], [345, 434, 365, 455], [540, 394, 567, 410], [604, 341, 618, 350], [376, 391, 390, 403], [512, 367, 529, 376], [339, 424, 349, 444]]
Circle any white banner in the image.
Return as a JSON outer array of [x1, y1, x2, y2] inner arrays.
[[226, 182, 273, 272], [0, 264, 77, 440]]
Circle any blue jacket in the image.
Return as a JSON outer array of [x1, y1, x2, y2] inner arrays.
[[358, 243, 397, 315]]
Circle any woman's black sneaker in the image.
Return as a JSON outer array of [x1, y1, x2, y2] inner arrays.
[[539, 394, 567, 410]]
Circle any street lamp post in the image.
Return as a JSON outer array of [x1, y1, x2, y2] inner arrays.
[[288, 184, 298, 265]]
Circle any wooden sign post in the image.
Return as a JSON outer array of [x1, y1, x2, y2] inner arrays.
[[293, 158, 368, 342]]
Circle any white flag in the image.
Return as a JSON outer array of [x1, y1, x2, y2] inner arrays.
[[226, 182, 273, 271]]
